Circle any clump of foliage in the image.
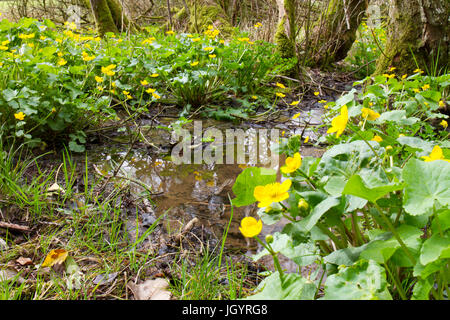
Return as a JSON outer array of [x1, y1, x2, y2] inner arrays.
[[0, 18, 292, 151], [232, 70, 449, 300]]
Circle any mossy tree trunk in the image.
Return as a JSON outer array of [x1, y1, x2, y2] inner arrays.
[[375, 0, 449, 75], [188, 0, 232, 34], [304, 0, 369, 68], [274, 0, 298, 76], [87, 0, 132, 35]]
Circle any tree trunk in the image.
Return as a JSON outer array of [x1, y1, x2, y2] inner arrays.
[[87, 0, 132, 35], [305, 0, 369, 68], [274, 0, 298, 76], [374, 0, 449, 75]]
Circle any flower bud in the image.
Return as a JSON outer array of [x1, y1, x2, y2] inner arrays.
[[265, 234, 274, 244], [298, 198, 309, 211]]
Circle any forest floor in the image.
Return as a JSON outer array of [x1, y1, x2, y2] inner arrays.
[[0, 70, 357, 299]]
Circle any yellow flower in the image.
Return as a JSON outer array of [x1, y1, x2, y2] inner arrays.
[[82, 51, 95, 61], [414, 68, 423, 74], [192, 38, 201, 42], [97, 86, 104, 91], [14, 112, 25, 120], [101, 64, 116, 76], [361, 107, 380, 121], [276, 82, 285, 89], [253, 179, 292, 208], [327, 105, 348, 138], [318, 100, 327, 104], [290, 100, 299, 106], [440, 120, 448, 129], [95, 76, 104, 83], [422, 145, 450, 162], [203, 46, 214, 51], [413, 88, 420, 93], [304, 136, 309, 143], [281, 153, 301, 174], [239, 217, 263, 238], [165, 30, 175, 35], [254, 22, 262, 28], [439, 100, 445, 107], [190, 61, 199, 66], [292, 112, 300, 120], [401, 74, 407, 79], [276, 92, 285, 98], [141, 79, 149, 86], [152, 92, 161, 99], [57, 58, 67, 66], [150, 73, 159, 78], [389, 67, 396, 72], [51, 107, 56, 113], [314, 91, 320, 96], [372, 135, 383, 142], [422, 84, 430, 91], [208, 54, 216, 58], [398, 134, 405, 138], [251, 95, 258, 100]]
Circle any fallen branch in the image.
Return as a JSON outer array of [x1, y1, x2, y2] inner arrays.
[[0, 221, 31, 233]]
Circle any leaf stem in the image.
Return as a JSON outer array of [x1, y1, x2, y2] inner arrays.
[[373, 202, 416, 265]]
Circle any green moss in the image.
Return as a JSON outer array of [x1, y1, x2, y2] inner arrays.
[[189, 5, 233, 35]]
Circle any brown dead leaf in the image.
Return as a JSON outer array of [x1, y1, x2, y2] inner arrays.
[[46, 182, 65, 195], [127, 278, 172, 300], [16, 256, 33, 266]]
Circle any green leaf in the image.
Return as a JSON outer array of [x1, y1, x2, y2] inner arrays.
[[244, 272, 316, 300], [231, 167, 276, 207], [420, 233, 450, 265], [360, 225, 422, 267], [323, 260, 392, 300], [342, 174, 404, 203], [68, 141, 85, 153], [298, 197, 340, 231], [411, 278, 433, 300], [324, 243, 371, 266], [253, 232, 319, 266], [376, 110, 419, 125], [397, 136, 433, 153], [402, 159, 450, 216]]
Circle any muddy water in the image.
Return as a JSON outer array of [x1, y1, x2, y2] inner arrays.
[[89, 110, 326, 272]]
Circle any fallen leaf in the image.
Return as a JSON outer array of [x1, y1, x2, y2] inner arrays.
[[46, 182, 65, 195], [41, 249, 68, 268], [0, 269, 25, 284], [16, 257, 33, 266], [65, 256, 83, 290], [127, 278, 172, 300], [93, 272, 118, 286]]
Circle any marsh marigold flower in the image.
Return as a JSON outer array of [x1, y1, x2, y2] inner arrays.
[[281, 153, 301, 174], [372, 135, 383, 142], [361, 107, 380, 121], [239, 217, 263, 238], [14, 112, 25, 120], [253, 179, 292, 208], [292, 112, 300, 119], [422, 146, 450, 162], [327, 105, 348, 138], [440, 120, 448, 129]]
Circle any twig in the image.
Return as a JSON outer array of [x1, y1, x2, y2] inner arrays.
[[0, 221, 31, 233]]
